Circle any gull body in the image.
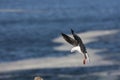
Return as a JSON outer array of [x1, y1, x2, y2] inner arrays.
[[61, 29, 89, 64]]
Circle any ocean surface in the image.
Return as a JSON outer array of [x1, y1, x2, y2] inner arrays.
[[0, 0, 120, 80]]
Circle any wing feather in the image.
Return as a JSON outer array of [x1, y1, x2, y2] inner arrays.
[[71, 29, 87, 53], [61, 33, 78, 46]]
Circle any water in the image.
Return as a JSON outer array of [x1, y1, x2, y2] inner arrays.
[[0, 0, 120, 80]]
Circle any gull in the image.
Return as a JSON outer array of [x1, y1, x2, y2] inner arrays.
[[61, 29, 89, 64]]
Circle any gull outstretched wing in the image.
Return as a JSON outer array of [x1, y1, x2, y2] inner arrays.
[[61, 33, 78, 46], [71, 29, 87, 53]]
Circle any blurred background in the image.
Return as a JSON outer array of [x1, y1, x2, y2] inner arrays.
[[0, 0, 120, 80]]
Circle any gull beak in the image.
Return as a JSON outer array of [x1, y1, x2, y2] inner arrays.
[[83, 53, 89, 64], [83, 58, 86, 64]]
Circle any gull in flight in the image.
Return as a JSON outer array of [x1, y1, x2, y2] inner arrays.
[[61, 29, 89, 64]]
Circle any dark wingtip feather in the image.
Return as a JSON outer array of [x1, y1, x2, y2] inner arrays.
[[71, 29, 74, 34], [61, 33, 65, 36], [61, 33, 67, 37]]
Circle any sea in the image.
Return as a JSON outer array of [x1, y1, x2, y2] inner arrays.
[[0, 0, 120, 80]]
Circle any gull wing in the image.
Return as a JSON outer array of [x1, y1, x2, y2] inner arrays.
[[71, 29, 87, 53], [61, 33, 78, 46]]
